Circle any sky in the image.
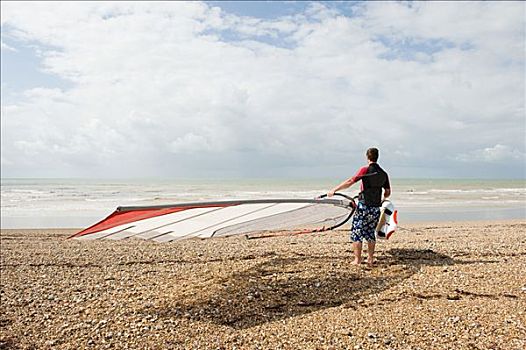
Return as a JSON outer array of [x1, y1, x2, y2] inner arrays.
[[1, 1, 525, 179]]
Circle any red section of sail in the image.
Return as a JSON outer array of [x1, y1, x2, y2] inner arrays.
[[69, 204, 232, 239]]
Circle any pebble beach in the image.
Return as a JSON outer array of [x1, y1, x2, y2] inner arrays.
[[1, 220, 525, 349]]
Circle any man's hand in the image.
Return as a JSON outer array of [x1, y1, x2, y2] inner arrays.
[[326, 190, 336, 198]]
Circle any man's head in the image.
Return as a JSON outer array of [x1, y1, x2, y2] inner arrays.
[[366, 147, 379, 162]]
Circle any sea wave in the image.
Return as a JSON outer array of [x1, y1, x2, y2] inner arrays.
[[1, 179, 525, 224]]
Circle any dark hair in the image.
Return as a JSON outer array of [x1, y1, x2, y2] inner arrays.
[[366, 148, 379, 162]]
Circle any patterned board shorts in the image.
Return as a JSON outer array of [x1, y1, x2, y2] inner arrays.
[[350, 201, 381, 242]]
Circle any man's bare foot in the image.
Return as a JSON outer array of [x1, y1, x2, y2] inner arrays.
[[367, 259, 374, 267], [352, 259, 362, 265]]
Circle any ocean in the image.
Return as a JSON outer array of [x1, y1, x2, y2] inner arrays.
[[1, 178, 525, 229]]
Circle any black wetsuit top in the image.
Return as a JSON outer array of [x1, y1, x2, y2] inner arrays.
[[354, 163, 390, 207]]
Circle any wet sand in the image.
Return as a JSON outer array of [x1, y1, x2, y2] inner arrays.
[[1, 220, 525, 349]]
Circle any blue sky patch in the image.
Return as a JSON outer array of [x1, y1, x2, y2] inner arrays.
[[1, 32, 72, 100], [202, 25, 296, 50], [206, 1, 360, 19], [207, 1, 311, 19], [376, 36, 457, 61]]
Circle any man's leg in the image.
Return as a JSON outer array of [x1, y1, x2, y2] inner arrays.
[[353, 241, 362, 265], [350, 202, 366, 265], [365, 206, 380, 266], [367, 241, 375, 266]]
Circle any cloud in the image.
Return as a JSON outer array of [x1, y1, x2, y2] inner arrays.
[[0, 1, 524, 178], [1, 40, 17, 51], [455, 144, 525, 163], [169, 133, 213, 154]]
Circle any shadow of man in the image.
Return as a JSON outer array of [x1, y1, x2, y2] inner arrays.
[[145, 247, 467, 329]]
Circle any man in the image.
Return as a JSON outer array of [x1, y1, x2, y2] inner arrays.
[[327, 148, 391, 266]]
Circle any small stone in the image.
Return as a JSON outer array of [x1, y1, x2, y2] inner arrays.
[[449, 316, 460, 323]]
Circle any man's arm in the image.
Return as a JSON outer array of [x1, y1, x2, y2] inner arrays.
[[383, 175, 391, 200], [326, 166, 367, 197], [327, 177, 356, 197]]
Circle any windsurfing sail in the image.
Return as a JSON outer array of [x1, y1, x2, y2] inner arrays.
[[70, 193, 356, 243]]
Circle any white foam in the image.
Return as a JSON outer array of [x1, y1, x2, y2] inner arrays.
[[2, 178, 525, 227]]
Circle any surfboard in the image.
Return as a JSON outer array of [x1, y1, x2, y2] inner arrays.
[[375, 200, 398, 240]]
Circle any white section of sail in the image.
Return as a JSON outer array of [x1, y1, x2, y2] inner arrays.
[[147, 202, 309, 242], [212, 203, 346, 237], [76, 207, 221, 240]]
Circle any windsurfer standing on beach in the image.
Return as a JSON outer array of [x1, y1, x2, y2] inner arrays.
[[326, 147, 391, 266]]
